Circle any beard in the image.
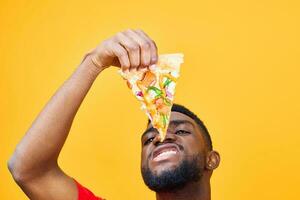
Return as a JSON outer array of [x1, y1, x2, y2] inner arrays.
[[141, 153, 203, 192]]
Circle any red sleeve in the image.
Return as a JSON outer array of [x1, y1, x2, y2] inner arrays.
[[74, 179, 104, 200]]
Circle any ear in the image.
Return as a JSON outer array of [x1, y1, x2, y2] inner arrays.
[[205, 150, 220, 170]]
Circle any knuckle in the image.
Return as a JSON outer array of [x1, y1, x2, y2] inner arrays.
[[98, 41, 110, 53], [116, 50, 127, 58], [124, 28, 133, 34], [128, 44, 139, 51], [150, 40, 157, 49], [103, 39, 115, 49], [101, 39, 109, 46], [150, 39, 156, 45], [136, 29, 144, 33], [141, 41, 150, 49], [115, 32, 123, 40]]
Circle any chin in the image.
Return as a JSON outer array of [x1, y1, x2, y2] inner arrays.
[[141, 153, 203, 192], [151, 160, 181, 176]]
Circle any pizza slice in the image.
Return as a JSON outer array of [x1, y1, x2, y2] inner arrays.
[[119, 53, 184, 141]]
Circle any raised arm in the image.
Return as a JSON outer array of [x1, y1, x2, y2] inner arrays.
[[7, 29, 158, 200]]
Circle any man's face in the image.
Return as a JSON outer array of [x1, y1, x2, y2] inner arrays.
[[140, 111, 208, 191]]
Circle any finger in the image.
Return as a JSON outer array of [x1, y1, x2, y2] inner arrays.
[[124, 29, 151, 70], [115, 32, 140, 71], [108, 42, 130, 71], [135, 29, 158, 65]]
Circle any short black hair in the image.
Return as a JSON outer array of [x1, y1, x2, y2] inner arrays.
[[147, 103, 213, 151]]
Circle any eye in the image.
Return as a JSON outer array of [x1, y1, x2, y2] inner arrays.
[[144, 137, 154, 145], [175, 130, 191, 135]]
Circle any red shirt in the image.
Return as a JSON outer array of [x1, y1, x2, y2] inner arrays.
[[74, 179, 104, 200]]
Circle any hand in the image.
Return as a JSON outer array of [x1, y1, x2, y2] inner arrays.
[[89, 29, 158, 72]]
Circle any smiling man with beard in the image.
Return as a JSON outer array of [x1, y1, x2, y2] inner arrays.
[[8, 29, 220, 200], [141, 105, 220, 200]]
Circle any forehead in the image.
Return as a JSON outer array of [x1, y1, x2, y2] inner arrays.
[[146, 111, 196, 129]]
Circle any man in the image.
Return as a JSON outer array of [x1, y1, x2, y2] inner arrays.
[[8, 29, 220, 200]]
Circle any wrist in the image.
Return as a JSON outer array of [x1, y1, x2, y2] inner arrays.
[[80, 53, 104, 76]]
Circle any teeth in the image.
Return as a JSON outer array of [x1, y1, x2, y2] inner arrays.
[[158, 150, 176, 156], [154, 150, 177, 161]]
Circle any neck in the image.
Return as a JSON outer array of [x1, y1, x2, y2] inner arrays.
[[155, 173, 211, 200]]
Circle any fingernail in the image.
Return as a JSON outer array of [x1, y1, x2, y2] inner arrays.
[[149, 65, 155, 71], [152, 57, 158, 64]]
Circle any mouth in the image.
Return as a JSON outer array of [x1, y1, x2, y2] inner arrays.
[[152, 143, 180, 162]]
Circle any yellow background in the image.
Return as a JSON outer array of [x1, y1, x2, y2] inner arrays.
[[1, 0, 299, 199]]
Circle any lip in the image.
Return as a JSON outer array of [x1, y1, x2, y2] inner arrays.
[[152, 143, 180, 160]]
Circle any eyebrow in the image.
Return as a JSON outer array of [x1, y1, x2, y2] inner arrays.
[[141, 119, 195, 140]]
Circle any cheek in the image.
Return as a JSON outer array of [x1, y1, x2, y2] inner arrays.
[[183, 139, 202, 155]]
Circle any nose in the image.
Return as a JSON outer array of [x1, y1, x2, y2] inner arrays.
[[153, 131, 177, 146]]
